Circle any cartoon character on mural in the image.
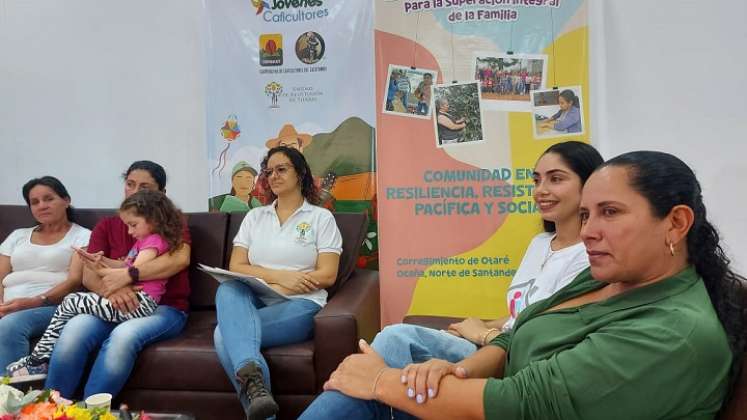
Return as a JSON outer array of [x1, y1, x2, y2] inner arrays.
[[213, 114, 240, 177], [209, 161, 263, 212]]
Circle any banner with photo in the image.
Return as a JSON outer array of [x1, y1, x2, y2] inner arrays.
[[205, 0, 378, 269], [376, 0, 590, 324]]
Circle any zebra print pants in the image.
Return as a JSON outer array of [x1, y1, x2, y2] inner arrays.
[[29, 291, 158, 364]]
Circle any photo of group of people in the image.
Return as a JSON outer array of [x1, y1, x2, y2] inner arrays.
[[383, 65, 437, 119], [381, 55, 582, 146], [531, 86, 585, 138], [475, 54, 545, 102]]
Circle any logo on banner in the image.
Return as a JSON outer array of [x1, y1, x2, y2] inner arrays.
[[254, 0, 329, 23], [260, 34, 283, 66], [295, 32, 325, 64], [251, 0, 270, 15], [265, 81, 284, 108]]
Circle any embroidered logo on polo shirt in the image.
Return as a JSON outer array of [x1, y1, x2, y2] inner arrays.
[[296, 222, 312, 243]]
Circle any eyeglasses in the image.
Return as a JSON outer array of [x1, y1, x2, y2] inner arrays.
[[263, 164, 292, 178]]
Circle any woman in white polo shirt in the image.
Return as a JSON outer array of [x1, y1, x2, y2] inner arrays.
[[213, 146, 343, 420]]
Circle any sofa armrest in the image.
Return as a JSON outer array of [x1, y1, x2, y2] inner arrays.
[[313, 268, 380, 391]]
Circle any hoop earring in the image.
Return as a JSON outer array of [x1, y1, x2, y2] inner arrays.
[[668, 241, 675, 257]]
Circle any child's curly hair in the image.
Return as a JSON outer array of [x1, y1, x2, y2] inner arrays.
[[119, 189, 184, 253]]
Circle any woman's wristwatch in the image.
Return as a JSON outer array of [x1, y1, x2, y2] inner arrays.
[[128, 266, 140, 283], [39, 295, 52, 306]]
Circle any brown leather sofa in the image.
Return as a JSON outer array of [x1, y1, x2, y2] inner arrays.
[[0, 205, 380, 420]]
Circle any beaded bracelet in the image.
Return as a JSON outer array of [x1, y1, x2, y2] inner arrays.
[[480, 328, 500, 346]]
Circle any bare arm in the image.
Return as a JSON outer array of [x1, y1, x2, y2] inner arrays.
[[446, 316, 509, 345], [459, 345, 506, 379], [39, 251, 85, 303], [305, 252, 340, 289], [437, 114, 466, 130], [0, 252, 85, 315], [376, 370, 486, 420], [0, 255, 11, 303], [325, 340, 487, 420], [95, 243, 191, 296], [228, 246, 331, 295]]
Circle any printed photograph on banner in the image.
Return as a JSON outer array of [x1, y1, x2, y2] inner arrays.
[[531, 86, 585, 139], [295, 31, 325, 65], [474, 53, 547, 112], [432, 81, 484, 147], [382, 64, 438, 119]]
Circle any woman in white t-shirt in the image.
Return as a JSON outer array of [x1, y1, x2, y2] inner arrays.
[[0, 176, 91, 372], [213, 146, 343, 420], [362, 141, 605, 371]]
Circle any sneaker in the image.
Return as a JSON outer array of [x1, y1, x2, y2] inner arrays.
[[6, 356, 48, 383], [236, 363, 278, 420]]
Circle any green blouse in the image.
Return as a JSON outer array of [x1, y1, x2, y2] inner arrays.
[[484, 267, 731, 420]]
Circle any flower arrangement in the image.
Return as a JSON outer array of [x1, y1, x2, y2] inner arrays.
[[0, 384, 149, 420]]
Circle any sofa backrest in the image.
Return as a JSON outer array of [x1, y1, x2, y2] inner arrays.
[[0, 205, 368, 308], [327, 212, 368, 297], [0, 205, 36, 240], [0, 205, 115, 237], [187, 212, 228, 309], [225, 210, 368, 297]]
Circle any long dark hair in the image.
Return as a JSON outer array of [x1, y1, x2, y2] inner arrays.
[[603, 151, 745, 384], [259, 146, 319, 205], [119, 189, 183, 253], [122, 161, 167, 191], [22, 176, 75, 222], [539, 141, 603, 232], [559, 89, 580, 108]]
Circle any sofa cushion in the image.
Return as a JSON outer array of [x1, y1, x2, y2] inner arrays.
[[126, 310, 317, 395]]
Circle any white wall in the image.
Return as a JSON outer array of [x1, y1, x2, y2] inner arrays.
[[0, 0, 208, 211], [1, 1, 745, 268], [590, 0, 747, 271]]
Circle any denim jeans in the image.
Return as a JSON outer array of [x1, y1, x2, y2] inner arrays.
[[299, 324, 478, 419], [298, 390, 418, 420], [0, 306, 57, 371], [45, 305, 187, 398], [213, 280, 321, 402]]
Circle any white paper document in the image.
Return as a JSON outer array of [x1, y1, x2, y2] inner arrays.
[[197, 263, 289, 306]]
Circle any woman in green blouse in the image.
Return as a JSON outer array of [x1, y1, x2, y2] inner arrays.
[[302, 151, 745, 420]]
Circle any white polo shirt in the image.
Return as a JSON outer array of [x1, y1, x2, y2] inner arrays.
[[233, 200, 342, 307]]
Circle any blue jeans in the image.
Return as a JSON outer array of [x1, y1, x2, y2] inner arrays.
[[45, 305, 187, 398], [0, 306, 57, 371], [213, 281, 321, 404], [299, 390, 417, 420], [300, 324, 478, 419], [416, 102, 428, 115]]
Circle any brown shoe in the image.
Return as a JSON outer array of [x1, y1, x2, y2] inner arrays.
[[236, 363, 279, 420]]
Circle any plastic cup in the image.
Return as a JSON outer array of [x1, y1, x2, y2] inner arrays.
[[85, 393, 112, 411]]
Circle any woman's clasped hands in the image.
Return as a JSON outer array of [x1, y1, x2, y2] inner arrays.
[[324, 339, 469, 404], [273, 270, 319, 294]]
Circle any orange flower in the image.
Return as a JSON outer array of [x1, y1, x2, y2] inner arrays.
[[19, 402, 57, 420]]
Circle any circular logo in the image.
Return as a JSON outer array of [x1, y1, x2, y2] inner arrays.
[[295, 32, 325, 64]]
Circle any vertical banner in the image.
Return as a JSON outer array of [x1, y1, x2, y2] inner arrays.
[[205, 1, 379, 269], [376, 0, 590, 324]]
